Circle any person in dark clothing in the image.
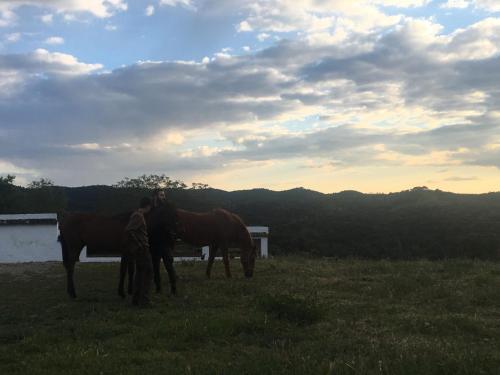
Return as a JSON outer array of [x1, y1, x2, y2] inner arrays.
[[150, 189, 177, 295], [125, 197, 153, 306]]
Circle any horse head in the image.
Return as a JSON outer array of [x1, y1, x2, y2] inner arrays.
[[240, 243, 257, 278]]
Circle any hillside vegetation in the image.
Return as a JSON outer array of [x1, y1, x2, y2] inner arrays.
[[1, 178, 500, 259]]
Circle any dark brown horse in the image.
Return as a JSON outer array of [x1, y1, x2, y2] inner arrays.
[[58, 211, 174, 299], [175, 208, 257, 278]]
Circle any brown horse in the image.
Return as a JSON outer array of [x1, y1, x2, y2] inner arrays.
[[117, 207, 257, 293], [175, 208, 257, 278], [58, 211, 174, 299]]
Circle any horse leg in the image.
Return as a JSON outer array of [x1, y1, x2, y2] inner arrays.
[[206, 244, 217, 279], [60, 235, 82, 299], [64, 260, 77, 299], [222, 247, 232, 278], [118, 255, 127, 298], [162, 251, 177, 295]]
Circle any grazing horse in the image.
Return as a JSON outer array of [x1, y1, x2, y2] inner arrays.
[[117, 207, 257, 292], [58, 211, 174, 299], [175, 208, 257, 278]]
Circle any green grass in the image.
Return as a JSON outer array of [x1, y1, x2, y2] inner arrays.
[[0, 257, 499, 374]]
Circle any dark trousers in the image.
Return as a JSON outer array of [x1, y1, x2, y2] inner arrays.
[[133, 248, 153, 305], [151, 244, 177, 294]]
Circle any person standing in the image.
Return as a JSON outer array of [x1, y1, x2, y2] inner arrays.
[[150, 189, 177, 295], [125, 197, 153, 306]]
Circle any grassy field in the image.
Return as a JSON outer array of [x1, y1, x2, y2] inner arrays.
[[0, 257, 499, 375]]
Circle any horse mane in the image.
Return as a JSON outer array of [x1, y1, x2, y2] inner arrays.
[[230, 212, 246, 226]]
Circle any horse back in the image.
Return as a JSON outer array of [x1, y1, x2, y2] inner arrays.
[[176, 209, 219, 246], [60, 212, 129, 256], [177, 208, 252, 249]]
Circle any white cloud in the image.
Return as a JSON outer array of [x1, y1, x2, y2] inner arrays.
[[69, 143, 101, 150], [40, 13, 54, 24], [105, 24, 117, 31], [63, 13, 77, 22], [446, 0, 500, 12], [441, 0, 470, 9], [145, 5, 155, 16], [0, 0, 128, 19], [159, 0, 196, 10], [0, 9, 16, 27], [429, 18, 500, 61], [372, 0, 431, 6], [0, 49, 102, 99], [257, 33, 270, 41], [237, 20, 252, 32], [44, 36, 64, 45], [166, 132, 184, 145], [474, 0, 500, 12], [234, 0, 402, 37], [5, 32, 21, 43], [28, 48, 102, 74]]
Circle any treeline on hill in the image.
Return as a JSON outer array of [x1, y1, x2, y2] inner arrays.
[[1, 174, 500, 260]]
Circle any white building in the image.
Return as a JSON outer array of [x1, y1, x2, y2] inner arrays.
[[0, 213, 60, 263]]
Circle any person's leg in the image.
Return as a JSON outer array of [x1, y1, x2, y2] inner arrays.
[[138, 250, 153, 305], [118, 255, 128, 298], [162, 250, 177, 295], [151, 250, 162, 293], [132, 255, 142, 306]]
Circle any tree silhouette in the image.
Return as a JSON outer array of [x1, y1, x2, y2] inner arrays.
[[113, 174, 187, 189]]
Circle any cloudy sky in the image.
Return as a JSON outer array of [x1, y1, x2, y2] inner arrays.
[[1, 0, 500, 193]]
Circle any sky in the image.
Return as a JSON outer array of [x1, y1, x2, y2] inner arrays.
[[1, 0, 500, 193]]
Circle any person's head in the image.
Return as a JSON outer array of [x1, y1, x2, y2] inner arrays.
[[139, 196, 152, 213], [152, 189, 166, 205]]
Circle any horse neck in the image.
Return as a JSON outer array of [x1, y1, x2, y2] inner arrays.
[[239, 226, 254, 251]]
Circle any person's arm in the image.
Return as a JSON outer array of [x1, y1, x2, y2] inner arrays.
[[126, 213, 147, 249]]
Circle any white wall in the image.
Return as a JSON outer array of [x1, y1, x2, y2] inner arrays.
[[0, 224, 60, 263]]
